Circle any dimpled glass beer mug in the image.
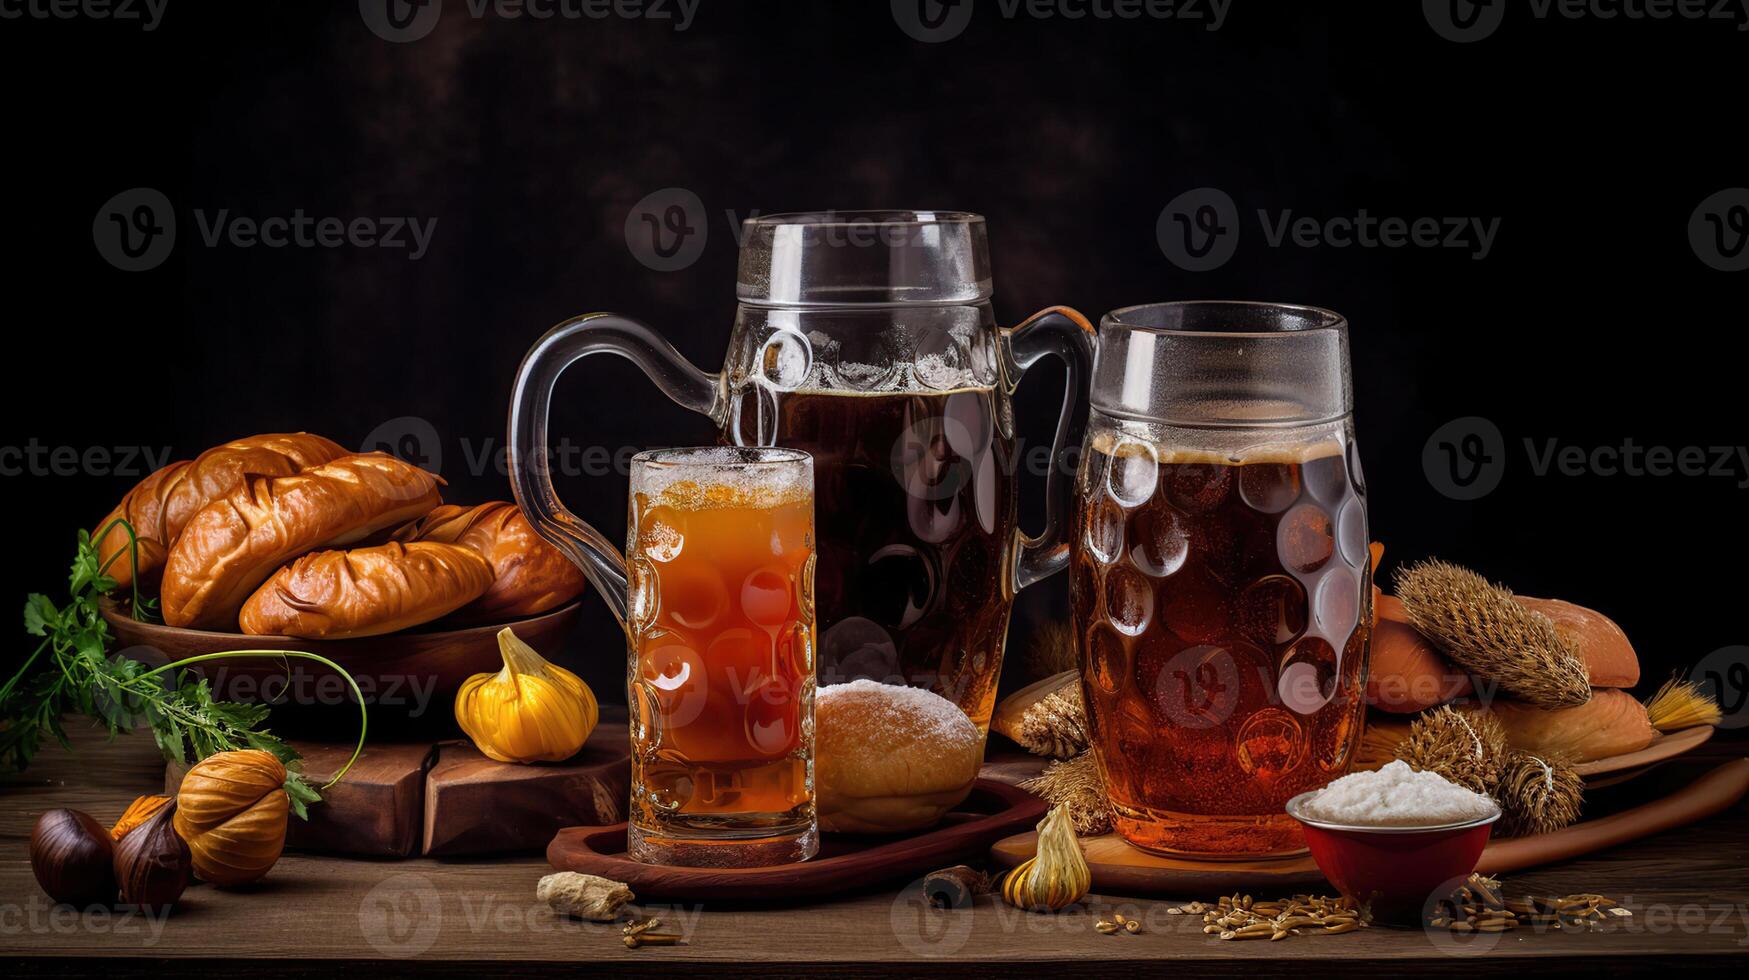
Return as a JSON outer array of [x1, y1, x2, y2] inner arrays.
[[509, 211, 1091, 736], [1070, 302, 1371, 859], [546, 445, 817, 866]]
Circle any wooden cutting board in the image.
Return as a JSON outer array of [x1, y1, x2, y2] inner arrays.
[[548, 779, 1047, 902], [165, 706, 631, 858], [423, 710, 630, 856], [1576, 724, 1714, 787], [167, 740, 435, 858], [990, 758, 1749, 895]]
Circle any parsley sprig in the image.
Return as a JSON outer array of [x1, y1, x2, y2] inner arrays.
[[1, 520, 367, 817]]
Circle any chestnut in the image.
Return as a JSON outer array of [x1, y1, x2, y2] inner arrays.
[[114, 801, 191, 912], [30, 809, 117, 907]]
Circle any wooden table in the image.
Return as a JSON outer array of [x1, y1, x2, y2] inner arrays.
[[3, 724, 1747, 976]]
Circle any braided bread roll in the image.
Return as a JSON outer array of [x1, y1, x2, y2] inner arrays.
[[94, 433, 349, 589], [161, 453, 441, 629], [240, 541, 494, 638], [392, 502, 587, 622]]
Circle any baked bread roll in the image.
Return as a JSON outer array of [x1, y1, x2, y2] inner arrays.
[[161, 453, 442, 629], [1366, 594, 1641, 713], [815, 680, 982, 834], [92, 460, 191, 590], [392, 502, 587, 621], [1477, 688, 1655, 763], [1516, 597, 1639, 689], [95, 433, 349, 590], [239, 541, 494, 638], [1368, 595, 1475, 713]]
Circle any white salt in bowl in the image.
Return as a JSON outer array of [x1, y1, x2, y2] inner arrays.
[[1286, 785, 1501, 925]]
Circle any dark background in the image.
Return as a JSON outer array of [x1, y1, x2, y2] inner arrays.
[[1, 1, 1741, 711]]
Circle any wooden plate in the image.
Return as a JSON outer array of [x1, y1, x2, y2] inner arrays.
[[991, 759, 1749, 896], [1575, 724, 1714, 787], [548, 779, 1048, 903], [100, 597, 580, 733]]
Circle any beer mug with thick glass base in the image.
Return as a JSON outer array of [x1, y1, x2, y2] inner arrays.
[[1070, 301, 1371, 860]]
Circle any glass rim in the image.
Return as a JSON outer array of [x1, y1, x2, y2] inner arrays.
[[1104, 300, 1347, 338], [742, 209, 985, 230], [630, 446, 812, 468]]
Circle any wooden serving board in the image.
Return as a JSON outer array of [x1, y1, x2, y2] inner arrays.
[[548, 779, 1048, 903], [423, 707, 631, 856], [990, 758, 1749, 895], [167, 741, 436, 858], [165, 706, 631, 858], [1576, 724, 1714, 787]]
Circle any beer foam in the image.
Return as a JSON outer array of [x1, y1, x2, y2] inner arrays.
[[633, 447, 812, 510], [1091, 428, 1345, 466]]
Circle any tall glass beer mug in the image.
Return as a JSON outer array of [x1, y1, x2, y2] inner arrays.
[[508, 211, 1092, 735], [625, 447, 817, 866], [1070, 302, 1371, 859]]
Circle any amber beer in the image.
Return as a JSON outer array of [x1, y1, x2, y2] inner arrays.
[[739, 386, 1018, 732], [625, 448, 816, 866], [1071, 435, 1371, 857]]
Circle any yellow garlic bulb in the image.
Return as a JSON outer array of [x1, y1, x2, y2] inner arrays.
[[456, 627, 598, 763], [1001, 803, 1091, 912]]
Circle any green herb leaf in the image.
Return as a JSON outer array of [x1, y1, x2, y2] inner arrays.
[[3, 524, 371, 820], [23, 594, 59, 636]]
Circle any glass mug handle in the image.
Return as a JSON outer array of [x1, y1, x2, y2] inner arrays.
[[1001, 306, 1095, 590], [507, 313, 725, 630]]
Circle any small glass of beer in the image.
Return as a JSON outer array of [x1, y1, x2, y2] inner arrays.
[[624, 447, 817, 866], [1070, 302, 1371, 859]]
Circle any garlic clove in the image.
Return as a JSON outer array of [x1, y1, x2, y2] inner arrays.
[[1000, 804, 1091, 913], [455, 627, 598, 764]]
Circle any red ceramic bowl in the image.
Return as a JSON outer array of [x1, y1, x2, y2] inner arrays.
[[1285, 791, 1501, 925]]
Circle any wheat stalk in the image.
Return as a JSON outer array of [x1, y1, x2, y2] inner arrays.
[[1644, 675, 1723, 731], [1393, 559, 1591, 708], [1021, 751, 1112, 836]]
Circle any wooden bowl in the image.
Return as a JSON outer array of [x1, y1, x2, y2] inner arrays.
[[99, 597, 581, 736]]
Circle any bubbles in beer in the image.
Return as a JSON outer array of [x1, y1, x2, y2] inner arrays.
[[1129, 505, 1188, 576], [640, 507, 685, 563], [1085, 623, 1129, 695], [1277, 502, 1335, 574], [1085, 496, 1126, 564], [1238, 461, 1302, 514], [1104, 565, 1155, 636], [1070, 435, 1370, 856], [1106, 439, 1160, 507]]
